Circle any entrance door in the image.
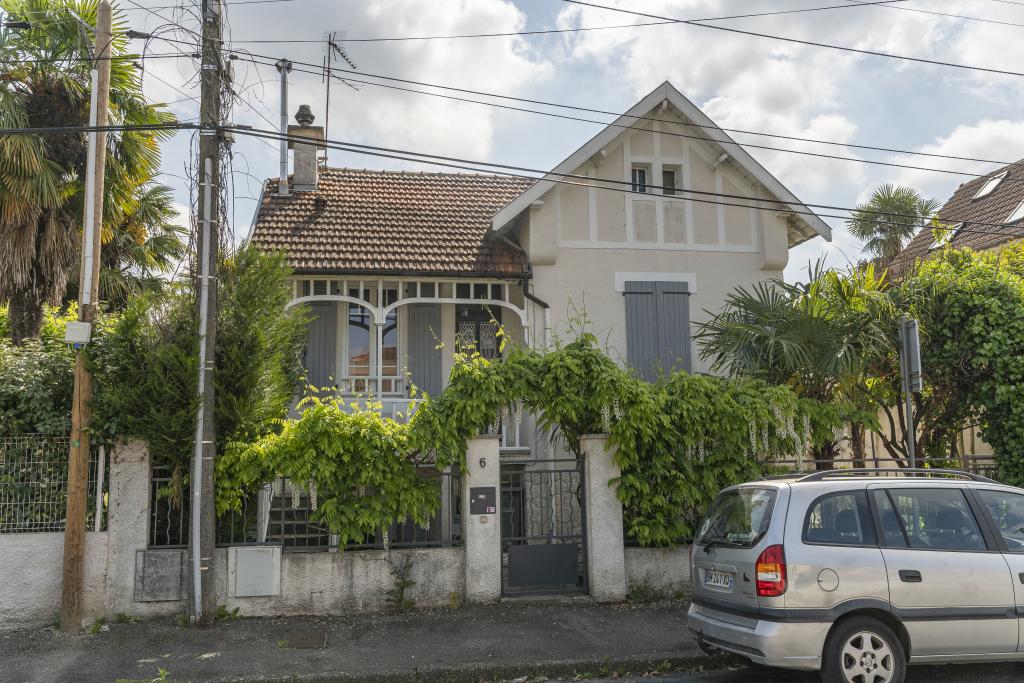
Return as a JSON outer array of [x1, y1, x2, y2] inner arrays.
[[500, 458, 588, 596]]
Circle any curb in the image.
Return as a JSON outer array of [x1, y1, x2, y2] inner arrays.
[[208, 652, 741, 682]]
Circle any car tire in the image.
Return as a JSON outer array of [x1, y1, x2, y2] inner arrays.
[[820, 616, 906, 683]]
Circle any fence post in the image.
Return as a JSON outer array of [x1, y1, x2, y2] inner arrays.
[[462, 434, 501, 603], [104, 440, 151, 615], [580, 434, 627, 602]]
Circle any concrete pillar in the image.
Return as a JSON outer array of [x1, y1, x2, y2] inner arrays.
[[462, 434, 501, 603], [580, 434, 627, 602], [104, 439, 152, 614]]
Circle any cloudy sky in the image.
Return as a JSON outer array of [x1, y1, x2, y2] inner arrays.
[[125, 0, 1024, 280]]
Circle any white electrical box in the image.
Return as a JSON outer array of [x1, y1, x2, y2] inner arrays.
[[64, 321, 92, 346]]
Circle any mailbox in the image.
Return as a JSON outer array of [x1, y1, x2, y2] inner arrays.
[[469, 486, 497, 515]]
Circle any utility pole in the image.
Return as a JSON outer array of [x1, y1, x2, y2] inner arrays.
[[190, 0, 224, 626], [60, 0, 112, 632]]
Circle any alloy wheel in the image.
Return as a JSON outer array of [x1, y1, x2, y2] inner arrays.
[[839, 630, 895, 683]]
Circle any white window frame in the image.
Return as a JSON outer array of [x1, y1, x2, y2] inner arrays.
[[974, 171, 1008, 200], [631, 165, 649, 194], [1009, 199, 1024, 225]]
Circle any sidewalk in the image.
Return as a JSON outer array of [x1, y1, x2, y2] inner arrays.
[[0, 599, 722, 683]]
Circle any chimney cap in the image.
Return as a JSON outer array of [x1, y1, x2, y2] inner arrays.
[[295, 104, 315, 127]]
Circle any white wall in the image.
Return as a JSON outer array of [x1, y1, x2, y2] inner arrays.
[[624, 546, 693, 597]]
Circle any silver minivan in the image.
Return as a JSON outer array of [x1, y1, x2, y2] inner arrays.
[[687, 469, 1024, 683]]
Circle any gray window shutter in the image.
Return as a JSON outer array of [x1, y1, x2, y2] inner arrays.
[[407, 304, 443, 396], [624, 281, 692, 381], [624, 281, 658, 382], [655, 281, 692, 375], [304, 302, 337, 390]]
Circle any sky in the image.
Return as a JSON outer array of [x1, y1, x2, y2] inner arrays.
[[123, 0, 1024, 281]]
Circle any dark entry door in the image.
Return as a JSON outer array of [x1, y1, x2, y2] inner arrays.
[[500, 458, 588, 596]]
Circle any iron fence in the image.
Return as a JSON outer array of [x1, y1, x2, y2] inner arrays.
[[148, 466, 462, 551], [0, 434, 107, 533]]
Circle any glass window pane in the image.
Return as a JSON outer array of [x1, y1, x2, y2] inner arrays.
[[977, 489, 1024, 553], [348, 302, 370, 378], [662, 169, 676, 196], [888, 488, 985, 551], [382, 310, 398, 378], [872, 490, 907, 547], [696, 488, 776, 548], [804, 492, 872, 545]]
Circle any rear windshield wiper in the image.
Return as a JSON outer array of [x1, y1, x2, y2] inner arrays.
[[701, 539, 736, 553]]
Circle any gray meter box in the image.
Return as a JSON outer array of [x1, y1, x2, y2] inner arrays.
[[469, 486, 497, 515]]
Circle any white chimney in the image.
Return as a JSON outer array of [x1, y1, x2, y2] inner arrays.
[[288, 104, 324, 192]]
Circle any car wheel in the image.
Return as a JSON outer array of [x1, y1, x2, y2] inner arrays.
[[820, 616, 906, 683]]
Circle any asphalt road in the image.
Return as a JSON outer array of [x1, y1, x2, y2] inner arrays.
[[597, 662, 1024, 682]]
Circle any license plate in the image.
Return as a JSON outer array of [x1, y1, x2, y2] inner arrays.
[[705, 570, 734, 590]]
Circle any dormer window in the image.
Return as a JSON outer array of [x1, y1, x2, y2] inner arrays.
[[1008, 199, 1024, 224], [974, 171, 1007, 200]]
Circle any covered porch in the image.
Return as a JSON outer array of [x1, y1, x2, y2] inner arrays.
[[287, 274, 548, 454]]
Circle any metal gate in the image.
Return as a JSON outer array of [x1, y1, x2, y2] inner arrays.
[[500, 458, 587, 596]]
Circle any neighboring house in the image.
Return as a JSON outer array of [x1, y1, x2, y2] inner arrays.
[[870, 162, 1024, 464], [889, 159, 1024, 276]]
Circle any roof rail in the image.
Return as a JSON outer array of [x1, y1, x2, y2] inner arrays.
[[795, 468, 998, 484]]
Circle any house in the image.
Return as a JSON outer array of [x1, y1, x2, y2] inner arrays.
[[247, 82, 830, 595], [889, 159, 1024, 276], [250, 81, 830, 418]]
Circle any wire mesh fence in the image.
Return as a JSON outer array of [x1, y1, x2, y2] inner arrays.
[[148, 466, 462, 551], [0, 435, 107, 533]]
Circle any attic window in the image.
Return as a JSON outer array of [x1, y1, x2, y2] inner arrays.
[[1008, 199, 1024, 224], [631, 165, 649, 193], [973, 171, 1007, 200]]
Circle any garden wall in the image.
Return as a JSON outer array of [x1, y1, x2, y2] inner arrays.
[[624, 546, 693, 598]]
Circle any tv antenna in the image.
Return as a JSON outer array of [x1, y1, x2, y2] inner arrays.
[[323, 31, 358, 162]]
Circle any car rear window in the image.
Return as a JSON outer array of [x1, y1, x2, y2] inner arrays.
[[696, 487, 776, 548]]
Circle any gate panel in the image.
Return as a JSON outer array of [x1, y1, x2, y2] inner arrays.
[[500, 458, 587, 596]]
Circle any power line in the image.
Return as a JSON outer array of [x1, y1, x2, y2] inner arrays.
[[220, 0, 904, 44], [228, 125, 1024, 240], [856, 0, 1024, 28], [232, 50, 1021, 185], [6, 51, 193, 65], [560, 0, 1024, 79]]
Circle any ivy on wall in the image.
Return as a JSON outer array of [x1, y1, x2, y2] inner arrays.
[[219, 331, 843, 547]]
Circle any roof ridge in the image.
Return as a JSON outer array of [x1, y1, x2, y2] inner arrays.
[[317, 166, 533, 180]]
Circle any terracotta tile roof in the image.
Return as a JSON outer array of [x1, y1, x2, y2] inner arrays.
[[251, 168, 535, 275], [889, 160, 1024, 276]]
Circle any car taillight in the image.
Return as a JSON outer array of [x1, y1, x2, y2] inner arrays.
[[755, 544, 787, 597]]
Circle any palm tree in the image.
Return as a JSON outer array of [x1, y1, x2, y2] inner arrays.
[[0, 0, 176, 343], [847, 184, 941, 266], [695, 261, 893, 467], [64, 183, 187, 310]]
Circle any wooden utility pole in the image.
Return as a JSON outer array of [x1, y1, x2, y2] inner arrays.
[[61, 0, 112, 632], [190, 0, 224, 626]]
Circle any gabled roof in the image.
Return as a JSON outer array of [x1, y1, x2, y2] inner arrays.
[[490, 81, 831, 246], [889, 159, 1024, 276], [250, 168, 534, 276]]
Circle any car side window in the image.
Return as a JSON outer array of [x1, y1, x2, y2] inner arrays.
[[976, 489, 1024, 553], [885, 488, 986, 552], [803, 491, 875, 546], [871, 490, 908, 547]]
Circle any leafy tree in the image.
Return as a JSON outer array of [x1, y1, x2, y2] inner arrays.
[[866, 245, 1024, 478], [0, 0, 175, 343], [847, 184, 941, 266], [695, 262, 889, 467]]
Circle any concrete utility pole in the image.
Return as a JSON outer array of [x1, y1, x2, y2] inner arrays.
[[899, 316, 922, 468], [61, 0, 112, 632], [190, 0, 224, 626]]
